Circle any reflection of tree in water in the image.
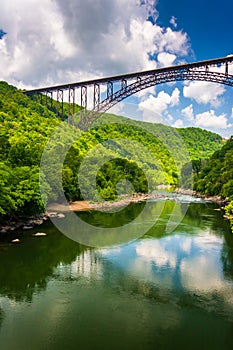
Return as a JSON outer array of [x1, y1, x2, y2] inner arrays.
[[0, 307, 4, 330], [145, 201, 219, 239], [77, 201, 146, 228], [221, 225, 233, 281], [0, 225, 88, 302], [208, 205, 233, 281], [225, 323, 233, 350]]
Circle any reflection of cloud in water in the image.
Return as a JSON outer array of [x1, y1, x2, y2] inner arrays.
[[52, 233, 233, 317], [180, 255, 224, 292], [136, 240, 176, 268], [130, 258, 175, 290], [192, 233, 223, 249], [180, 239, 192, 254], [128, 234, 227, 292], [133, 234, 233, 305]]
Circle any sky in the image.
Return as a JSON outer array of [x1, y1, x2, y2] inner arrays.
[[0, 0, 233, 137]]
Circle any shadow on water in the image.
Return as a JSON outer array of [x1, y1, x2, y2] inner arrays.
[[76, 200, 146, 228], [221, 223, 233, 280], [0, 222, 89, 302], [0, 307, 4, 330]]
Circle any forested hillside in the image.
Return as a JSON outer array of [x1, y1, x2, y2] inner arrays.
[[194, 136, 233, 198], [193, 137, 233, 229], [93, 114, 223, 163], [0, 81, 224, 217]]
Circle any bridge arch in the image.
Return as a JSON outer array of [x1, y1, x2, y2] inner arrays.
[[25, 56, 233, 125], [96, 70, 233, 113]]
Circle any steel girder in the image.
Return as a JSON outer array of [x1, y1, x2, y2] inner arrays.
[[24, 56, 233, 122], [95, 70, 233, 113]]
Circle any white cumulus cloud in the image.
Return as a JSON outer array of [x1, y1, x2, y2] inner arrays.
[[174, 119, 184, 128], [158, 27, 189, 55], [181, 104, 194, 121], [183, 81, 225, 107], [0, 0, 190, 88], [169, 16, 177, 28], [138, 87, 180, 122], [170, 87, 180, 106], [157, 52, 177, 67], [195, 110, 232, 130]]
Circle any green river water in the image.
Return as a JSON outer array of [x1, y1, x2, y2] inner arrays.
[[0, 197, 233, 350]]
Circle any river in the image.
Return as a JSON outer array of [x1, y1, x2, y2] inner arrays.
[[0, 198, 233, 349]]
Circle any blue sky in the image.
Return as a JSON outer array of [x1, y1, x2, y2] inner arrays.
[[0, 0, 232, 137], [157, 0, 233, 61]]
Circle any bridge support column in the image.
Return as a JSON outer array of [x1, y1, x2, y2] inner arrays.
[[107, 81, 113, 100], [49, 91, 53, 108], [45, 91, 53, 107], [68, 86, 75, 125], [93, 83, 100, 111], [56, 89, 64, 118], [121, 79, 127, 90], [80, 85, 87, 124]]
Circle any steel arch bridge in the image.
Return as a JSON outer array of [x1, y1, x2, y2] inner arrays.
[[25, 56, 233, 127]]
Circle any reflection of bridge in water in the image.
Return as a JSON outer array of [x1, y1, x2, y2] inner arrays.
[[25, 56, 233, 128]]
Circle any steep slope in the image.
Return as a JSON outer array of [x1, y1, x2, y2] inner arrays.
[[193, 136, 233, 232], [194, 136, 233, 199]]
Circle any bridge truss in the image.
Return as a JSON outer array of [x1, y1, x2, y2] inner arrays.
[[25, 56, 233, 128]]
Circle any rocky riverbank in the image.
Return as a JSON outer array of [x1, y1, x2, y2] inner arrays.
[[0, 213, 48, 235], [0, 193, 164, 235], [172, 189, 229, 204], [0, 191, 229, 236], [0, 211, 65, 236]]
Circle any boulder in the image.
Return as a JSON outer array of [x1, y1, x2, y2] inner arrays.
[[47, 212, 65, 218], [33, 232, 47, 237]]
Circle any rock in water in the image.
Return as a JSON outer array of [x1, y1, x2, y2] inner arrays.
[[47, 212, 65, 218], [33, 232, 47, 237]]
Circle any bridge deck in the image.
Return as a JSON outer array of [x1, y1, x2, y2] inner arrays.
[[25, 56, 233, 94]]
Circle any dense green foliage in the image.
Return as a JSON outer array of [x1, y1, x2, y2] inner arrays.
[[194, 137, 233, 199], [0, 81, 224, 217], [0, 82, 60, 215], [94, 114, 223, 161], [193, 136, 233, 230]]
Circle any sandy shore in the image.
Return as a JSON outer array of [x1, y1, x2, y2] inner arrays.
[[47, 193, 160, 213], [47, 201, 92, 212]]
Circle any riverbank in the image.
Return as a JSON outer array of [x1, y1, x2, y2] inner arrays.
[[0, 193, 167, 235], [0, 191, 228, 236], [172, 189, 229, 204]]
